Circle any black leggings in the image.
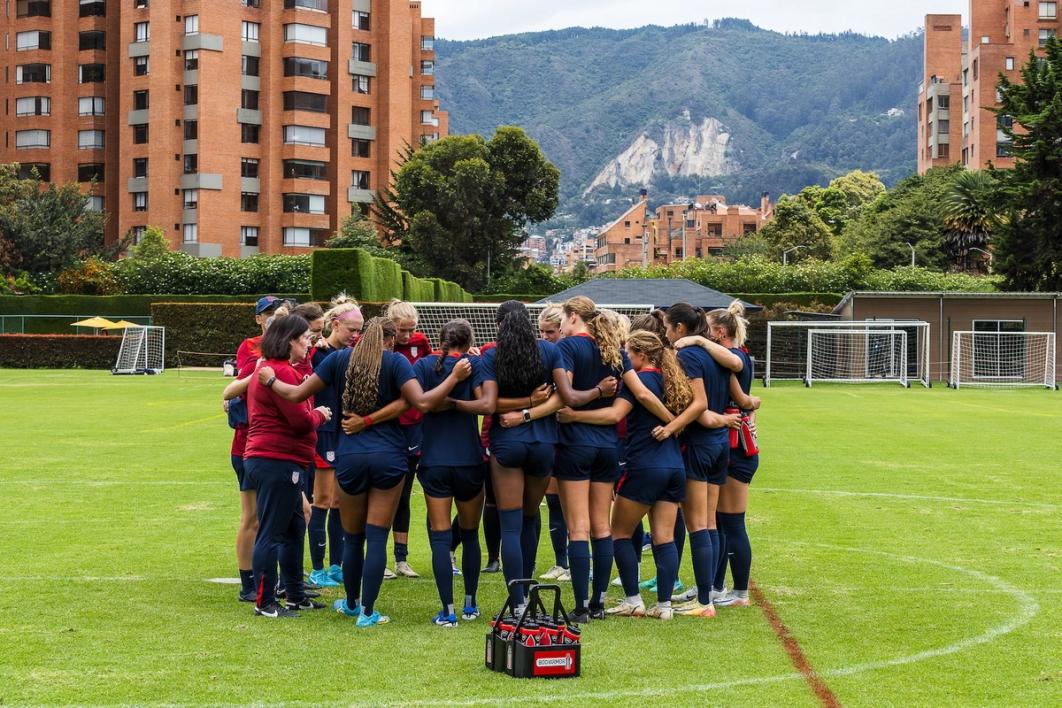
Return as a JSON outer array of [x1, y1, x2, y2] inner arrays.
[[392, 457, 417, 535]]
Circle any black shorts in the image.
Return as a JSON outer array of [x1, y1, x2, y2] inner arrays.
[[728, 453, 759, 485], [616, 467, 685, 506], [491, 441, 554, 478], [554, 445, 621, 484], [419, 464, 486, 502], [335, 452, 407, 496], [683, 441, 729, 486], [231, 455, 250, 492]]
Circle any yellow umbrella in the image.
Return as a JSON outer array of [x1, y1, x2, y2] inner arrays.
[[71, 317, 117, 329], [101, 320, 142, 330]]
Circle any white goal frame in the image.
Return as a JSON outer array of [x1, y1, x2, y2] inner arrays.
[[112, 326, 165, 375], [805, 328, 908, 387], [949, 331, 1056, 389], [766, 320, 931, 388]]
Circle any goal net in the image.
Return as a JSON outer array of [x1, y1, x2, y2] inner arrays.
[[766, 320, 931, 388], [409, 303, 654, 349], [949, 331, 1056, 389], [112, 326, 165, 375], [805, 329, 908, 387]]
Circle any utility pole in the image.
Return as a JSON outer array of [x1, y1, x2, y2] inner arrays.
[[905, 242, 916, 267]]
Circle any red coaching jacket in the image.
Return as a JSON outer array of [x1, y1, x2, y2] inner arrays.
[[394, 332, 432, 427], [244, 358, 324, 466]]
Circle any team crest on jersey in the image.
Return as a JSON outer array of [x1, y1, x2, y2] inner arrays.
[[326, 451, 335, 463], [411, 346, 418, 357], [291, 470, 300, 485]]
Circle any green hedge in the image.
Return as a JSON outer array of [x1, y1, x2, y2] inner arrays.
[[0, 334, 121, 369], [310, 249, 470, 303], [403, 272, 436, 301]]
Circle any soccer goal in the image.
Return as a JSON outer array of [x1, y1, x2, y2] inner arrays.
[[112, 326, 165, 375], [766, 320, 931, 388], [805, 328, 908, 387], [949, 331, 1057, 389], [409, 303, 654, 348]]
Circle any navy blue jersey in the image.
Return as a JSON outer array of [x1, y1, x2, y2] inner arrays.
[[414, 353, 484, 467], [617, 369, 683, 470], [315, 349, 415, 455], [557, 334, 632, 448], [310, 344, 343, 432], [481, 339, 561, 445], [732, 347, 754, 404], [678, 346, 729, 445]]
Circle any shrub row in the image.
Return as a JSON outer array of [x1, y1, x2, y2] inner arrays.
[[112, 254, 310, 295], [311, 249, 471, 303], [0, 334, 120, 369]]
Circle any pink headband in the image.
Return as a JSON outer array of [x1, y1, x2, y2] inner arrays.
[[338, 308, 363, 322]]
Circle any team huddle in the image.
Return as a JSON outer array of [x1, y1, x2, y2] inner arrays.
[[223, 294, 761, 626]]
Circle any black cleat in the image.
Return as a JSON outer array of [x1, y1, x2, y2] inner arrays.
[[588, 606, 607, 620], [254, 602, 300, 618], [566, 608, 590, 625], [287, 598, 326, 610], [238, 589, 257, 603], [482, 559, 501, 573]]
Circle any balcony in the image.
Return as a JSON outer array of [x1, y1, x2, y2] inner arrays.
[[127, 109, 149, 125], [127, 177, 148, 193], [237, 108, 262, 125], [348, 187, 375, 203], [348, 123, 376, 140], [348, 59, 377, 77], [128, 41, 149, 58], [181, 173, 223, 190], [182, 33, 223, 53]]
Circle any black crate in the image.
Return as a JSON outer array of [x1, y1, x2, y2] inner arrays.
[[485, 580, 581, 679]]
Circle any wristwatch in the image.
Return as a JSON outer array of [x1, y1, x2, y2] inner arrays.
[[522, 408, 532, 423], [265, 376, 277, 388]]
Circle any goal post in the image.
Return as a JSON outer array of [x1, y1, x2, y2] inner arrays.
[[766, 320, 931, 388], [949, 331, 1057, 389], [805, 328, 908, 387], [112, 326, 165, 375]]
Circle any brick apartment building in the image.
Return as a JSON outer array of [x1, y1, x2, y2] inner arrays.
[[0, 0, 447, 257], [592, 189, 772, 274], [917, 1, 1060, 174]]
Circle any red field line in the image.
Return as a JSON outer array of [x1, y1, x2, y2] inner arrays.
[[751, 581, 841, 708]]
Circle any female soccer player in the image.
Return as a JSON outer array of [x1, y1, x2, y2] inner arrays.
[[244, 314, 332, 618], [387, 299, 432, 578], [259, 317, 470, 627], [536, 305, 570, 581], [558, 330, 695, 619], [415, 319, 493, 626]]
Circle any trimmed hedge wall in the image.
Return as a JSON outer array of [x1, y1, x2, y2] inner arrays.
[[310, 248, 470, 303], [0, 334, 121, 369]]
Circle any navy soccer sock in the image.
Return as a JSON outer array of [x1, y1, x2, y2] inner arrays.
[[451, 516, 462, 552], [429, 529, 454, 615], [308, 507, 328, 571], [520, 514, 540, 580], [708, 528, 720, 591], [632, 521, 645, 565], [361, 524, 389, 615], [546, 494, 568, 568], [689, 530, 714, 605], [342, 531, 365, 608], [652, 542, 679, 604], [483, 503, 501, 563], [714, 515, 729, 590], [327, 508, 344, 567], [719, 512, 751, 591], [568, 540, 591, 611], [613, 537, 640, 598], [239, 568, 254, 595], [460, 527, 481, 608], [590, 536, 614, 609], [674, 509, 687, 565], [394, 541, 409, 564], [498, 508, 525, 604]]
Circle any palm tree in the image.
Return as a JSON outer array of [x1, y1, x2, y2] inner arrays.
[[943, 170, 1001, 272]]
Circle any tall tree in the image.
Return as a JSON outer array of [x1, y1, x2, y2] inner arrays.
[[993, 37, 1062, 290], [758, 195, 834, 261], [942, 170, 999, 272]]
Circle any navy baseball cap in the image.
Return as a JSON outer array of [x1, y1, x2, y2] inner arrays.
[[255, 296, 280, 315]]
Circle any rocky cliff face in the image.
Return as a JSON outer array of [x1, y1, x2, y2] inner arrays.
[[585, 112, 736, 194]]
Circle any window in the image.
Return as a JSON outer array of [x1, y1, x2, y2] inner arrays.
[[134, 22, 150, 42], [17, 1, 51, 18], [241, 124, 261, 143], [997, 142, 1013, 158], [241, 158, 260, 178], [134, 192, 148, 212], [242, 90, 260, 110], [16, 130, 50, 149], [938, 120, 949, 134], [79, 31, 106, 51], [354, 11, 370, 30], [352, 42, 371, 62], [241, 226, 259, 247], [78, 96, 104, 116], [284, 125, 326, 146], [1040, 2, 1057, 19], [78, 130, 105, 149], [133, 56, 149, 76], [129, 226, 146, 244], [937, 95, 950, 109], [420, 85, 435, 100], [183, 224, 198, 244], [133, 90, 149, 110], [135, 0, 148, 8], [241, 55, 260, 76], [351, 106, 370, 125], [420, 110, 435, 125], [17, 30, 51, 51], [16, 96, 51, 116], [17, 163, 50, 181], [241, 192, 259, 212], [85, 196, 104, 212], [184, 50, 199, 71], [183, 189, 198, 210], [973, 59, 978, 80], [421, 60, 434, 75], [283, 91, 327, 112], [284, 23, 327, 45], [79, 64, 106, 83], [133, 158, 148, 178], [283, 194, 326, 213], [16, 64, 51, 84], [242, 21, 261, 42], [133, 124, 149, 144], [184, 85, 198, 105], [283, 57, 328, 79], [242, 0, 261, 7], [421, 36, 434, 51], [184, 15, 199, 35], [283, 227, 328, 247], [77, 163, 104, 182], [1040, 29, 1056, 46], [351, 170, 370, 189], [1006, 56, 1015, 71], [353, 74, 371, 94], [79, 0, 105, 18], [937, 143, 950, 159], [184, 120, 198, 140], [351, 139, 371, 158], [283, 159, 326, 180], [284, 0, 328, 9], [183, 154, 197, 174]]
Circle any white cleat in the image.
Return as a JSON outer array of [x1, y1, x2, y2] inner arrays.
[[604, 599, 646, 617], [539, 565, 566, 580]]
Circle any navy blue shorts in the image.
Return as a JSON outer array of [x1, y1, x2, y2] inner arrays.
[[617, 467, 685, 506], [403, 423, 423, 458], [491, 441, 554, 478], [728, 453, 759, 485], [315, 430, 338, 469], [419, 465, 485, 502], [335, 452, 407, 496], [231, 455, 250, 492], [683, 440, 729, 486], [554, 445, 621, 484]]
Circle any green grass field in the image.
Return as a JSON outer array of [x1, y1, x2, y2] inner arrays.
[[1, 369, 1059, 706]]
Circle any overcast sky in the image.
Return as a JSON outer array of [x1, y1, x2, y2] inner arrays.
[[421, 0, 968, 41]]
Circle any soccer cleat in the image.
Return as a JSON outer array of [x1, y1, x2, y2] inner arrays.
[[714, 591, 751, 608], [677, 600, 716, 618], [605, 599, 646, 617], [255, 602, 300, 619], [431, 611, 458, 627], [356, 610, 391, 628], [540, 565, 567, 580], [588, 606, 607, 620], [238, 589, 257, 603], [287, 598, 326, 611], [383, 567, 398, 580], [709, 586, 729, 603], [565, 608, 591, 625], [482, 559, 501, 573], [327, 564, 344, 584], [674, 586, 698, 603], [308, 569, 339, 588], [645, 604, 674, 621], [673, 579, 686, 593], [333, 598, 362, 618], [610, 575, 624, 587], [462, 606, 480, 621], [395, 561, 419, 578], [555, 568, 571, 581], [639, 576, 658, 592]]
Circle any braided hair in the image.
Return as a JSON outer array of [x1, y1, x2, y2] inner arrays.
[[434, 319, 474, 374], [341, 317, 396, 416]]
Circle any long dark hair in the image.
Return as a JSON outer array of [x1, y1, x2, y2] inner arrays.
[[341, 317, 396, 416], [494, 300, 543, 397], [664, 302, 708, 337], [435, 319, 474, 374], [260, 314, 309, 361]]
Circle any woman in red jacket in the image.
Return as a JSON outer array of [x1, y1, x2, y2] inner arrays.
[[244, 314, 333, 618]]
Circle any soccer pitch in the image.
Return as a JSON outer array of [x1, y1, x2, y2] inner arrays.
[[1, 370, 1058, 706]]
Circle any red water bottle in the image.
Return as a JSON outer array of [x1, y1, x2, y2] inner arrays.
[[726, 407, 741, 449], [740, 414, 759, 456]]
